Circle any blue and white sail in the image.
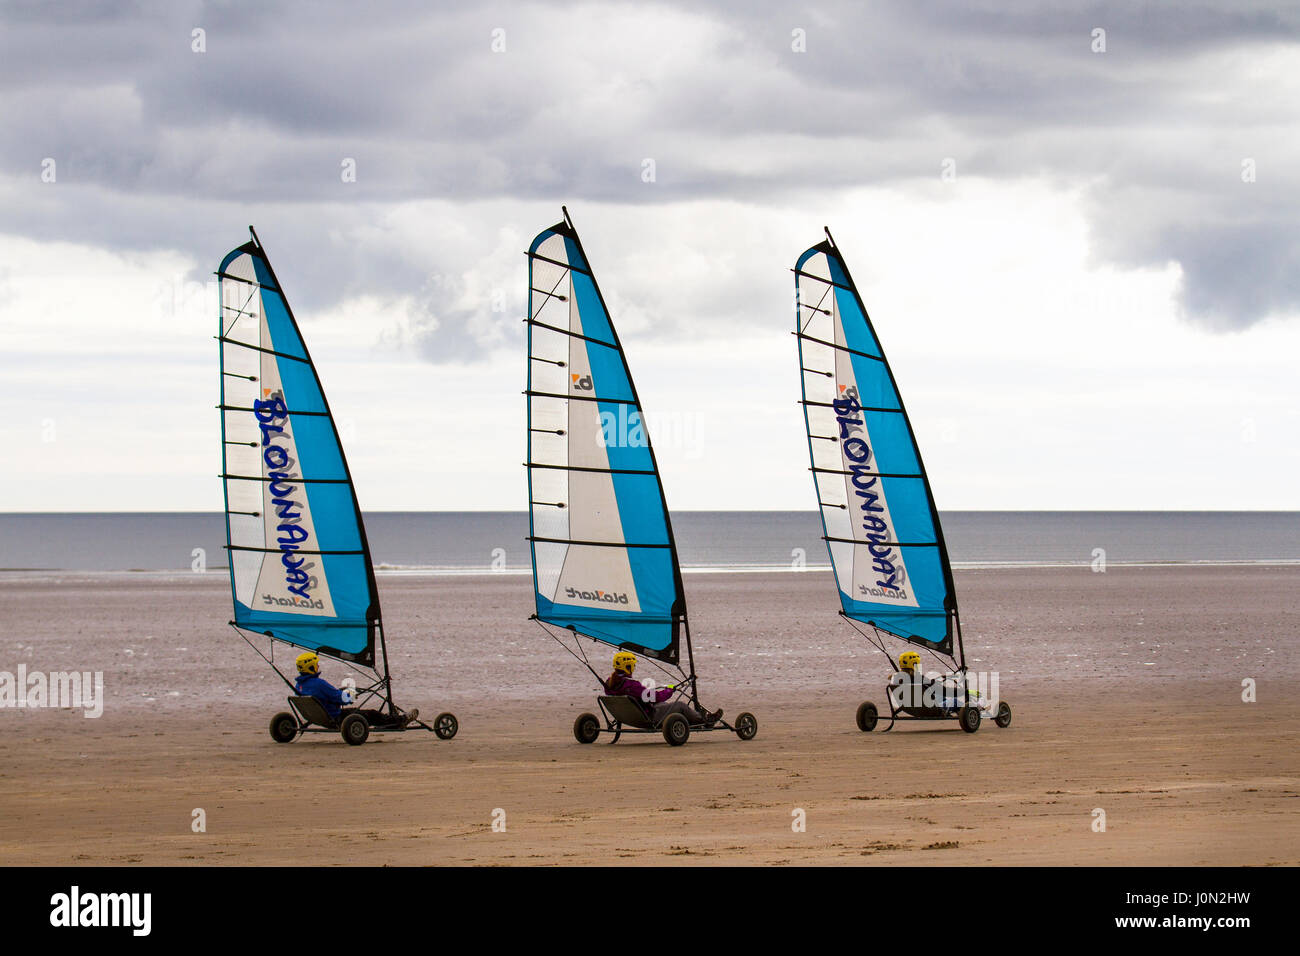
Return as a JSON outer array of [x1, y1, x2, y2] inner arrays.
[[218, 233, 379, 666], [526, 213, 685, 663], [795, 235, 959, 659]]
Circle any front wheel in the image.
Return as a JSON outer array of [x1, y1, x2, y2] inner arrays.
[[734, 712, 757, 741], [433, 712, 458, 740], [958, 705, 981, 734], [856, 701, 878, 732], [269, 712, 298, 743], [341, 712, 370, 746], [573, 712, 600, 744], [994, 701, 1012, 729], [662, 712, 690, 746]]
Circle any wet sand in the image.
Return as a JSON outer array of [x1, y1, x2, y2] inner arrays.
[[0, 566, 1296, 866]]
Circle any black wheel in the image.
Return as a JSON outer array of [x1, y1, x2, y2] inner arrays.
[[662, 712, 690, 746], [269, 712, 298, 743], [433, 712, 458, 740], [959, 705, 981, 734], [856, 701, 879, 732], [734, 712, 757, 741], [994, 701, 1012, 728], [340, 712, 370, 746], [573, 712, 600, 744]]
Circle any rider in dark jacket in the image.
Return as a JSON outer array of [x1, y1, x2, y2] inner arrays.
[[293, 652, 417, 727]]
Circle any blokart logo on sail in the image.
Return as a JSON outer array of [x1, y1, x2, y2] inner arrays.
[[833, 385, 907, 597], [859, 581, 907, 599], [253, 390, 318, 603], [564, 586, 629, 605], [570, 373, 593, 391], [262, 594, 325, 609]]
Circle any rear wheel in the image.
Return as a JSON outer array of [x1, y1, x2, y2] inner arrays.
[[994, 701, 1012, 729], [856, 701, 879, 732], [959, 705, 981, 734], [341, 713, 370, 746], [269, 712, 298, 743], [662, 712, 690, 746], [734, 712, 757, 741], [433, 712, 459, 740], [573, 712, 600, 744]]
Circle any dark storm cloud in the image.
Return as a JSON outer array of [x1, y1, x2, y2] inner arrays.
[[0, 0, 1296, 339]]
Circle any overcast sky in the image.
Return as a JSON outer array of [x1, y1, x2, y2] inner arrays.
[[1, 0, 1297, 511]]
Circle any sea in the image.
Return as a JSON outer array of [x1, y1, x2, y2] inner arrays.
[[1, 511, 1297, 573]]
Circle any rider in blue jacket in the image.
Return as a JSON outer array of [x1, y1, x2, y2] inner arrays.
[[293, 652, 417, 727]]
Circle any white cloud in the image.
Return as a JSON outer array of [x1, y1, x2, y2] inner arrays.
[[2, 177, 1295, 511]]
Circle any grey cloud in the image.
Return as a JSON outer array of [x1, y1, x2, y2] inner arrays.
[[0, 0, 1297, 342]]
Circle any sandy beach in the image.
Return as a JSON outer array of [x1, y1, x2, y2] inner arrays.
[[1, 565, 1296, 866]]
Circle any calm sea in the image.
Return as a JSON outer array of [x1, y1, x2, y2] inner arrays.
[[0, 512, 1297, 572]]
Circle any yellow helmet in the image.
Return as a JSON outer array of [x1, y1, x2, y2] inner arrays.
[[612, 652, 637, 676], [296, 651, 320, 676], [898, 651, 921, 673]]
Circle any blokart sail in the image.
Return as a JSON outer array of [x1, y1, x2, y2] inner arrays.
[[525, 208, 754, 745], [218, 227, 456, 744], [795, 228, 1009, 733]]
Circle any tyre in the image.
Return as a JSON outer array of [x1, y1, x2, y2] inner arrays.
[[662, 712, 690, 746], [269, 712, 298, 744], [856, 701, 878, 733], [734, 712, 757, 741], [959, 705, 981, 734], [573, 712, 600, 744], [994, 701, 1012, 729], [340, 712, 370, 746], [434, 712, 459, 740]]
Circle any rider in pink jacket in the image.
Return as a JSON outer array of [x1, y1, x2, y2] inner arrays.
[[603, 651, 721, 726]]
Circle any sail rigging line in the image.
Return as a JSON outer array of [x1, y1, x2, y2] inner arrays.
[[532, 617, 608, 688], [841, 614, 896, 668], [221, 283, 261, 336], [229, 623, 298, 691], [532, 617, 699, 712], [798, 282, 835, 334], [530, 268, 571, 319]]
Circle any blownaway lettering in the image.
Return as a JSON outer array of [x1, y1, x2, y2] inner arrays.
[[833, 387, 905, 595], [253, 393, 315, 602]]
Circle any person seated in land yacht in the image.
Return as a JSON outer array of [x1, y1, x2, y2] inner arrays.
[[892, 650, 980, 710], [603, 651, 722, 727], [293, 651, 417, 728]]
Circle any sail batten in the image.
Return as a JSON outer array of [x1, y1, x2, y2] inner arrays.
[[526, 215, 685, 664], [796, 236, 959, 660], [218, 235, 379, 667]]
